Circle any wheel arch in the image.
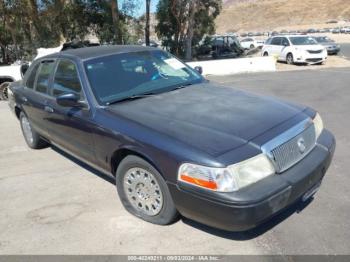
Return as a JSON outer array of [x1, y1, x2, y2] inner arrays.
[[286, 52, 294, 58], [111, 146, 161, 177], [0, 76, 15, 85]]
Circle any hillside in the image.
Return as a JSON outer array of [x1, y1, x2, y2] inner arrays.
[[216, 0, 350, 33]]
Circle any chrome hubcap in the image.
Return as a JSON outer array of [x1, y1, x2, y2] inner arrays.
[[21, 116, 33, 144], [123, 168, 163, 216]]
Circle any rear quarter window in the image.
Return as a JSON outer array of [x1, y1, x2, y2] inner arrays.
[[26, 63, 40, 89], [271, 37, 282, 45], [265, 38, 272, 45]]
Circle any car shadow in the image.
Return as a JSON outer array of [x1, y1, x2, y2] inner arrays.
[[50, 145, 314, 239], [50, 145, 116, 185], [181, 197, 314, 241]]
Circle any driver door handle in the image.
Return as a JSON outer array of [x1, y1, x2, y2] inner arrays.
[[44, 105, 54, 113]]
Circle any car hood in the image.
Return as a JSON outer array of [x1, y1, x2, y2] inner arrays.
[[295, 45, 325, 50], [319, 42, 338, 47], [107, 83, 306, 156]]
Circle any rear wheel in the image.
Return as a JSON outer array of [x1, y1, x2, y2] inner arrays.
[[250, 44, 255, 49], [20, 112, 49, 149], [286, 53, 294, 65], [263, 51, 269, 56], [0, 82, 10, 101], [115, 155, 179, 225]]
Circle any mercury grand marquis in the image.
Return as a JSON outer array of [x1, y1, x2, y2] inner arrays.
[[8, 46, 335, 231]]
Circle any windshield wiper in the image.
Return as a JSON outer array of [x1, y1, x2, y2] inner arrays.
[[106, 93, 155, 105]]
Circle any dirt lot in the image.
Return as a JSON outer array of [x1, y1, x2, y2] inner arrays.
[[1, 68, 350, 255], [253, 43, 350, 72], [276, 54, 350, 71]]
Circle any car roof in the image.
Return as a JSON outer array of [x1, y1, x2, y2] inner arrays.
[[41, 45, 159, 61], [272, 34, 311, 38]]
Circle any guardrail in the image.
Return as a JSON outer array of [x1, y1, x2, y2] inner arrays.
[[187, 56, 276, 76]]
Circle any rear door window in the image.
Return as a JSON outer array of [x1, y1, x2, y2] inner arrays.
[[35, 61, 55, 94], [52, 60, 82, 97]]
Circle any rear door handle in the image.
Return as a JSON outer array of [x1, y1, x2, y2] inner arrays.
[[44, 105, 54, 113]]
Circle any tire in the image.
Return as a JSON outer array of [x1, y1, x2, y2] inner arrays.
[[286, 53, 294, 65], [250, 44, 255, 49], [19, 112, 49, 149], [115, 155, 179, 225], [0, 82, 10, 101], [263, 52, 269, 56]]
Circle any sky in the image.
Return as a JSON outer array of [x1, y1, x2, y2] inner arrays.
[[121, 0, 159, 17]]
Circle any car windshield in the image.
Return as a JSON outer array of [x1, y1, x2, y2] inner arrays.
[[289, 36, 318, 45], [84, 50, 203, 105]]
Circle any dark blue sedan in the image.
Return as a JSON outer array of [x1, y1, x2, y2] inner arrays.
[[8, 46, 335, 231]]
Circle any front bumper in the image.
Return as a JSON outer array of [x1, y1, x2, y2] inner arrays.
[[294, 51, 328, 64], [327, 48, 340, 55], [168, 129, 335, 231], [295, 56, 327, 64]]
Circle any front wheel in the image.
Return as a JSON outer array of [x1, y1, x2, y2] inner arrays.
[[115, 155, 179, 225], [286, 53, 294, 65], [20, 112, 49, 149]]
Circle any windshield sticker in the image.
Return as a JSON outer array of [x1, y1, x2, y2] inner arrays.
[[164, 58, 186, 70]]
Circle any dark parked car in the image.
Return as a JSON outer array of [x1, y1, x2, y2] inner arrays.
[[307, 28, 317, 34], [314, 36, 341, 55], [197, 35, 245, 59], [9, 46, 335, 231]]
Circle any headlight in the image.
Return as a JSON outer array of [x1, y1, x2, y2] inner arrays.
[[178, 154, 275, 192], [313, 112, 324, 140]]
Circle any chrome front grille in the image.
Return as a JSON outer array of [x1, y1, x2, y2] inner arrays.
[[261, 119, 317, 173], [271, 124, 316, 172]]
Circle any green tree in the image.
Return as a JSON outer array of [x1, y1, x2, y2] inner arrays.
[[156, 0, 222, 59], [0, 0, 143, 62]]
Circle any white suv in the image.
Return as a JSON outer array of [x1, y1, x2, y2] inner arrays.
[[262, 35, 327, 65]]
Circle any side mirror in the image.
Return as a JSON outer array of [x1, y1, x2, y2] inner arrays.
[[56, 93, 86, 108], [194, 66, 203, 75], [283, 42, 289, 47], [20, 63, 29, 78]]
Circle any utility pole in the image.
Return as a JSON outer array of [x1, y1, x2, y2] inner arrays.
[[145, 0, 151, 46]]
